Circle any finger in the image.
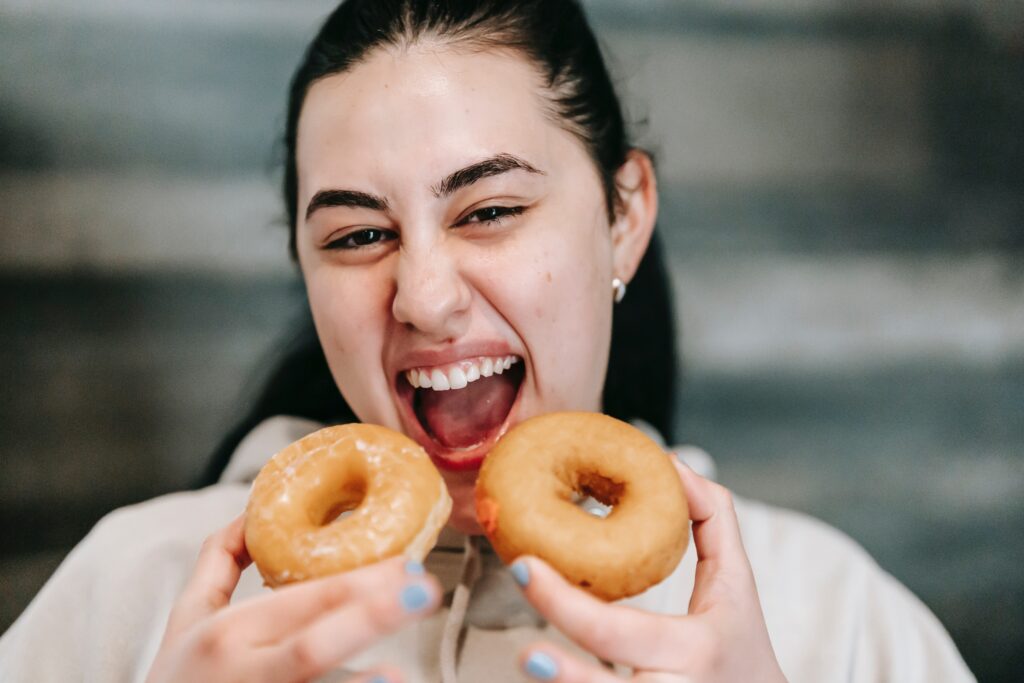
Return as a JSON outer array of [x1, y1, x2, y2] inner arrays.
[[672, 459, 749, 570], [167, 513, 250, 636], [227, 556, 418, 640], [511, 556, 691, 670], [518, 642, 621, 683], [671, 459, 759, 614], [259, 574, 442, 682], [345, 664, 405, 683]]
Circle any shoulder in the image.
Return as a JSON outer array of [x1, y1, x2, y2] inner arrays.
[[732, 496, 876, 639], [733, 496, 975, 682], [62, 484, 251, 589], [33, 482, 249, 598], [0, 484, 249, 682], [88, 482, 250, 549], [65, 483, 252, 617], [733, 495, 875, 584]]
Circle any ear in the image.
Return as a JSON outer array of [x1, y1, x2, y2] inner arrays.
[[609, 149, 658, 285]]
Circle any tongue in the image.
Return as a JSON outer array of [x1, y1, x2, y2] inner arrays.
[[417, 372, 518, 449]]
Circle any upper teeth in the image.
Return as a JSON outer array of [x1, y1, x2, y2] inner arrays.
[[405, 355, 519, 392]]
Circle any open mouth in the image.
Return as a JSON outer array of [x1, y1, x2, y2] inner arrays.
[[395, 355, 525, 471]]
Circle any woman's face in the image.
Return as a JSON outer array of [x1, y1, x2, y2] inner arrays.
[[295, 45, 648, 532]]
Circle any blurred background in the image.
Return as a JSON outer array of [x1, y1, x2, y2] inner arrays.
[[1, 0, 1022, 679]]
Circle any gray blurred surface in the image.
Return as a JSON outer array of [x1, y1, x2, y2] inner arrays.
[[1, 1, 1022, 681]]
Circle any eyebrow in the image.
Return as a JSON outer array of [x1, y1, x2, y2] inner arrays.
[[305, 189, 389, 220], [431, 153, 544, 198], [304, 153, 544, 221]]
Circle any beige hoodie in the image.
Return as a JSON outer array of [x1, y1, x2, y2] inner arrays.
[[0, 416, 975, 682]]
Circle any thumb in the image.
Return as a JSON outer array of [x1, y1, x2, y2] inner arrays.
[[165, 513, 251, 637], [509, 556, 684, 670]]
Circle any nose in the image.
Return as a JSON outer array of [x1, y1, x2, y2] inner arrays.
[[392, 243, 471, 341]]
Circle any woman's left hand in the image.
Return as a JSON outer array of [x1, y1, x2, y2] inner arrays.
[[509, 459, 788, 682]]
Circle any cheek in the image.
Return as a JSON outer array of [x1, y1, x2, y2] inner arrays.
[[303, 265, 394, 414], [479, 217, 612, 407], [306, 268, 379, 351]]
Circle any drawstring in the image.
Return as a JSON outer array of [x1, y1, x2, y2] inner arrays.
[[439, 535, 482, 683], [435, 535, 615, 680]]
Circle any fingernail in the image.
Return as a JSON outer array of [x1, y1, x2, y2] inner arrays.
[[368, 676, 391, 683], [510, 560, 530, 587], [404, 559, 425, 575], [399, 583, 430, 612], [524, 651, 559, 680]]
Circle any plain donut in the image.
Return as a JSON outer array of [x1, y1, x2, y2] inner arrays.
[[475, 412, 689, 600]]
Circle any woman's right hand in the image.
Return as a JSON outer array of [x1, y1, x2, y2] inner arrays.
[[145, 514, 440, 683]]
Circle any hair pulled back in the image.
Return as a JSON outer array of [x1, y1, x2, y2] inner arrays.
[[204, 0, 677, 485]]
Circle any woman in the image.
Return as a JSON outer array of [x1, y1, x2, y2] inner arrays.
[[0, 1, 973, 682]]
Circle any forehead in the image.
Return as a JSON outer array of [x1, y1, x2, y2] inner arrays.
[[295, 45, 565, 196]]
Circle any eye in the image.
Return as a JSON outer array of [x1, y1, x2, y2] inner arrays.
[[455, 205, 525, 227], [324, 228, 397, 250]]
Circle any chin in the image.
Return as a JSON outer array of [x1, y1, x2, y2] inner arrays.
[[440, 468, 486, 535], [447, 504, 485, 535]]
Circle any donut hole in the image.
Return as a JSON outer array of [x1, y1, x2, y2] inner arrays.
[[310, 479, 367, 526], [571, 471, 625, 519], [571, 493, 611, 518]]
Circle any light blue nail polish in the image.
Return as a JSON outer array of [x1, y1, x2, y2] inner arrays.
[[524, 651, 558, 680], [368, 677, 390, 683], [404, 559, 425, 575], [399, 583, 430, 612], [510, 560, 530, 587]]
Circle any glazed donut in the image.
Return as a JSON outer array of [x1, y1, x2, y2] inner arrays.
[[475, 412, 689, 601], [245, 424, 451, 587]]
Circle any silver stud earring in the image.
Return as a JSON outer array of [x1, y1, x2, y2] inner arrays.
[[612, 277, 627, 303]]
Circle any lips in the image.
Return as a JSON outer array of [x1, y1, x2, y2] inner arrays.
[[394, 352, 525, 471]]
